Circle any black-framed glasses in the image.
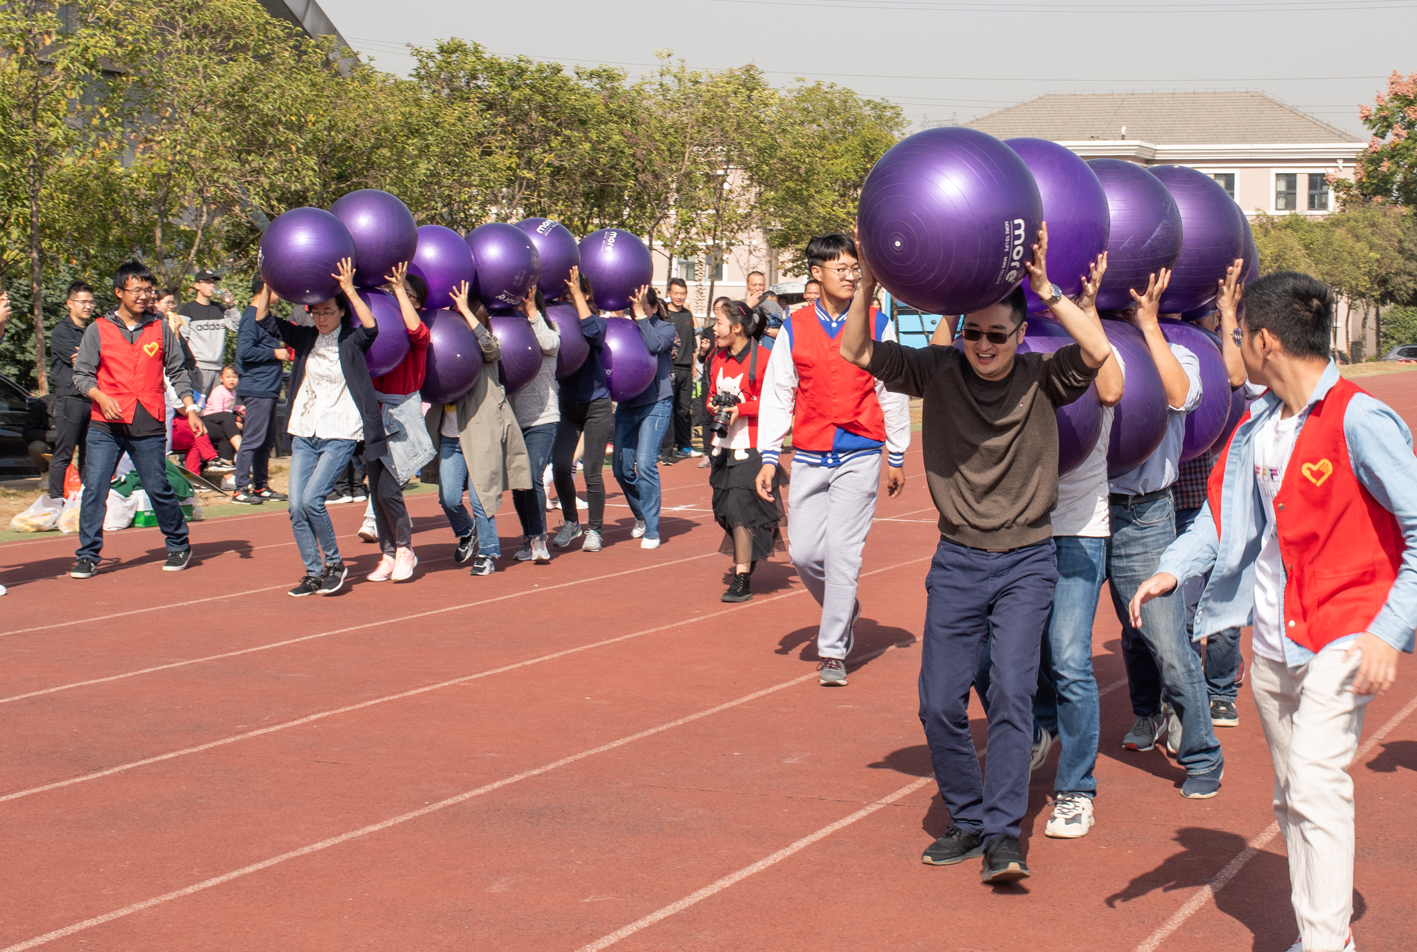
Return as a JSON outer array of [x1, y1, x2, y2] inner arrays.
[[960, 325, 1021, 345]]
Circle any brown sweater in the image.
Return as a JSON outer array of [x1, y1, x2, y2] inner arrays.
[[866, 341, 1098, 550]]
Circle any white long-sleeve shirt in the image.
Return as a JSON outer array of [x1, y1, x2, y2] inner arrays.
[[509, 309, 562, 429]]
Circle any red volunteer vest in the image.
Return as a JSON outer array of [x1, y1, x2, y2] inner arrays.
[[1208, 378, 1404, 652], [787, 305, 886, 453], [92, 318, 167, 425]]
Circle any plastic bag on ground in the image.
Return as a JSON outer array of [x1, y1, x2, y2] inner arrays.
[[10, 495, 62, 532]]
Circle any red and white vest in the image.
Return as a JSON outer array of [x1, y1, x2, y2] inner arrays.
[[787, 305, 886, 454], [91, 319, 167, 425]]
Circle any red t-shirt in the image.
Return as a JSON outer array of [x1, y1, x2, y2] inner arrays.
[[371, 319, 431, 395]]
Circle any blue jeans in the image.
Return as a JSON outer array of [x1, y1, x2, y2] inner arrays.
[[612, 398, 672, 541], [438, 436, 500, 557], [1175, 505, 1243, 702], [287, 436, 358, 576], [512, 422, 557, 540], [77, 426, 190, 562], [1107, 494, 1223, 776]]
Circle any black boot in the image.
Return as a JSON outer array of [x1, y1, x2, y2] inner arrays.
[[721, 572, 752, 603]]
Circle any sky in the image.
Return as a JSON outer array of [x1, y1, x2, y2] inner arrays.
[[320, 0, 1417, 140]]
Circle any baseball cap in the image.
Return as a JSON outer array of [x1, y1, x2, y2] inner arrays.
[[193, 270, 221, 283]]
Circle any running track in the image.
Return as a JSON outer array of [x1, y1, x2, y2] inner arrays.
[[2, 373, 1415, 951]]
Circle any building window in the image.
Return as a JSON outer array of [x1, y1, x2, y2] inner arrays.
[[1275, 173, 1299, 211], [675, 256, 723, 283], [1211, 173, 1235, 199], [1308, 173, 1330, 211]]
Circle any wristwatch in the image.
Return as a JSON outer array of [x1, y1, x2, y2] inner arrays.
[[1041, 283, 1064, 307]]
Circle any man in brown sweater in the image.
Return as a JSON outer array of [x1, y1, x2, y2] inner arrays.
[[841, 224, 1111, 884]]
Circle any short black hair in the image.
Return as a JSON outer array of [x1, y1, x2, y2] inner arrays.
[[998, 285, 1027, 326], [66, 281, 94, 299], [805, 234, 857, 271], [250, 273, 267, 296], [747, 270, 766, 281], [667, 277, 687, 291], [803, 279, 821, 289], [403, 272, 428, 310], [159, 288, 178, 302], [1241, 272, 1332, 360], [112, 261, 154, 292]]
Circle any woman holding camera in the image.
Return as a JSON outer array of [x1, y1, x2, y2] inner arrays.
[[708, 300, 784, 603]]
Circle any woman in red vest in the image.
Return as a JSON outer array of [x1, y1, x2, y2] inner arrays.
[[1133, 272, 1417, 952]]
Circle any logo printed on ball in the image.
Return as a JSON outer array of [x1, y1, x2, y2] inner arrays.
[[1001, 218, 1028, 284]]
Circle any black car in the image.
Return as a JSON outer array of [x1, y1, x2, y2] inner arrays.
[[0, 372, 42, 477]]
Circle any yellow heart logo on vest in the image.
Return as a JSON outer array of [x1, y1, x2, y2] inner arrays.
[[143, 341, 160, 357], [1301, 458, 1333, 486]]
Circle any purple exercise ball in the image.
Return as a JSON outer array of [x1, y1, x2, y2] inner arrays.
[[545, 302, 589, 378], [1215, 385, 1249, 451], [1150, 166, 1246, 315], [349, 289, 412, 377], [409, 225, 475, 311], [1103, 319, 1170, 478], [602, 316, 657, 402], [1160, 318, 1231, 462], [579, 229, 653, 313], [420, 307, 484, 404], [1088, 160, 1183, 313], [1016, 316, 1104, 474], [858, 127, 1042, 315], [329, 189, 418, 289], [488, 310, 543, 394], [466, 223, 541, 309], [518, 218, 581, 297], [258, 207, 357, 305], [1005, 138, 1111, 312]]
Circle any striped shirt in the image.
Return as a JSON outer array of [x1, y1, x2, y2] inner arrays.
[[287, 330, 363, 441]]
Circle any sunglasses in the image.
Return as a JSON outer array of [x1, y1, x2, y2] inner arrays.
[[960, 326, 1021, 345]]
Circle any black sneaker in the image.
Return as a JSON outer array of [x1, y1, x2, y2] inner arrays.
[[70, 557, 98, 579], [981, 833, 1030, 884], [288, 575, 322, 597], [1210, 698, 1240, 727], [231, 491, 264, 505], [453, 534, 476, 564], [921, 825, 984, 866], [469, 555, 496, 576], [162, 548, 192, 572], [319, 561, 348, 595], [721, 572, 752, 603], [253, 486, 288, 502]]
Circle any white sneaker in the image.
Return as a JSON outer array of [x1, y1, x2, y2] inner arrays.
[[532, 536, 551, 563], [0, 583, 7, 596], [1164, 703, 1182, 757], [631, 519, 646, 539], [1030, 727, 1056, 773], [582, 530, 602, 552], [357, 519, 377, 542], [1044, 793, 1095, 839], [575, 496, 588, 510], [546, 496, 559, 511], [1285, 935, 1356, 952], [327, 494, 355, 505], [640, 537, 661, 550]]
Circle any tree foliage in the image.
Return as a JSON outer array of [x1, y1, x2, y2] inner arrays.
[[1335, 70, 1417, 208]]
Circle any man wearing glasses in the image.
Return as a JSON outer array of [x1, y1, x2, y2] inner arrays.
[[69, 262, 204, 578], [755, 233, 911, 687], [843, 225, 1109, 884], [45, 281, 98, 501]]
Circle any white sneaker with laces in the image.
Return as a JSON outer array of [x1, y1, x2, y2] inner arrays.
[[1044, 793, 1095, 839], [631, 519, 646, 539], [582, 530, 602, 552], [640, 537, 661, 550], [357, 519, 377, 542], [532, 536, 551, 563], [575, 496, 588, 510]]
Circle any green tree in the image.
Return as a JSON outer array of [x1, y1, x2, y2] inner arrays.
[[1335, 70, 1417, 208]]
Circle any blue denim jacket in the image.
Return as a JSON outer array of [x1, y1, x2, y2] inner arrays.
[[1157, 361, 1417, 665]]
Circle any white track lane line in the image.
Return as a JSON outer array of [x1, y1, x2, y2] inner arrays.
[[0, 552, 724, 700], [0, 558, 924, 803], [1130, 688, 1417, 952], [0, 641, 919, 952]]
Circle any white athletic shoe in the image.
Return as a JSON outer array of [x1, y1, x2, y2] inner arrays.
[[1044, 793, 1095, 839], [631, 519, 646, 539], [1285, 935, 1356, 952], [640, 537, 661, 550], [1164, 703, 1182, 757], [575, 496, 589, 510], [357, 519, 377, 542]]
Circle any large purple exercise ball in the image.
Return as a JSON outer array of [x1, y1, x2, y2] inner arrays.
[[409, 225, 475, 311], [258, 207, 357, 305], [1150, 166, 1246, 314], [1016, 316, 1103, 474], [349, 289, 412, 377], [1088, 160, 1183, 313], [545, 302, 589, 378], [602, 317, 657, 402], [579, 229, 653, 313], [518, 218, 581, 297], [488, 311, 542, 394], [466, 223, 540, 309], [329, 189, 418, 289], [1103, 319, 1170, 477], [858, 127, 1042, 315], [420, 308, 484, 404], [1160, 318, 1230, 462], [1005, 138, 1110, 312], [1216, 386, 1248, 451]]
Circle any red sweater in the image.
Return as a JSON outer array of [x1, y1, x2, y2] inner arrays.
[[371, 320, 431, 395], [708, 340, 766, 449]]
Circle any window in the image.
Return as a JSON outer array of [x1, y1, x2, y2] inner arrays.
[[1275, 173, 1299, 211], [1210, 173, 1236, 199], [675, 256, 722, 282], [1308, 173, 1330, 211]]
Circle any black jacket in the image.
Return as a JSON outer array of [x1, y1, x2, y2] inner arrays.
[[49, 319, 88, 399], [259, 315, 387, 463]]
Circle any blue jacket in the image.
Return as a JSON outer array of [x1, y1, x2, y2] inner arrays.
[[235, 306, 286, 400], [1158, 361, 1417, 664], [560, 313, 609, 404]]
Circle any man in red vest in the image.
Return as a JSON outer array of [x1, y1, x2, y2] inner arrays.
[[70, 261, 204, 578], [1132, 272, 1416, 952], [755, 233, 911, 687]]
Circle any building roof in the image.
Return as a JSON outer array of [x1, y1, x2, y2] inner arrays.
[[258, 0, 349, 48], [965, 91, 1361, 145]]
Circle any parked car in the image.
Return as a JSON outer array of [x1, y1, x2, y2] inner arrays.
[[0, 371, 41, 477], [1382, 344, 1417, 362]]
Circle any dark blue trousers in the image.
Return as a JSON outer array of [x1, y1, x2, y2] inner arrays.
[[920, 538, 1058, 839]]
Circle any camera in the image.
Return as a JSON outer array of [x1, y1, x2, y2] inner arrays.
[[708, 390, 741, 439]]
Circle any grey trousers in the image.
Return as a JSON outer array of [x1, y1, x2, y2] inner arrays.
[[786, 453, 881, 660]]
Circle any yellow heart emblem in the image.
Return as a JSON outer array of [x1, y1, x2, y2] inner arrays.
[[143, 341, 160, 357], [1301, 458, 1333, 487]]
